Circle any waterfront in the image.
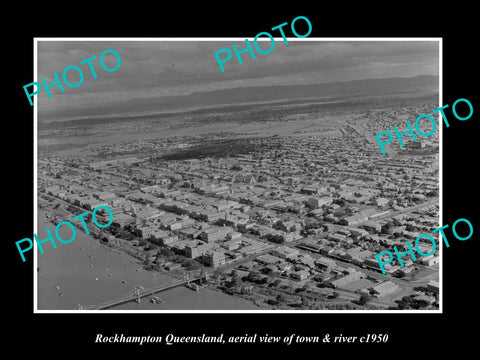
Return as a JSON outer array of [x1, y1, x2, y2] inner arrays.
[[36, 209, 259, 310]]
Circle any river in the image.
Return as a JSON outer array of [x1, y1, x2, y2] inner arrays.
[[36, 209, 259, 310]]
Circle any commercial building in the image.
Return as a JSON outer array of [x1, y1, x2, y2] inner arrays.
[[330, 271, 364, 288], [202, 251, 226, 268], [272, 246, 299, 260], [184, 242, 216, 259], [370, 281, 399, 297]]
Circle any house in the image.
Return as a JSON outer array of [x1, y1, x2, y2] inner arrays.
[[255, 254, 283, 265], [319, 245, 335, 256], [227, 231, 242, 240], [374, 197, 389, 207], [301, 186, 322, 195], [330, 271, 364, 288], [140, 185, 163, 194], [296, 254, 316, 268], [168, 222, 183, 231], [291, 270, 309, 280], [297, 242, 322, 253], [148, 229, 171, 242], [277, 262, 293, 272], [315, 257, 336, 271], [364, 255, 394, 273], [179, 227, 201, 239], [93, 191, 117, 201], [350, 228, 368, 239], [328, 233, 347, 242], [397, 266, 414, 276], [221, 238, 243, 251], [360, 221, 382, 232], [160, 234, 179, 245], [307, 196, 333, 209], [339, 213, 368, 226], [337, 229, 351, 236], [272, 246, 299, 260], [421, 255, 440, 266]]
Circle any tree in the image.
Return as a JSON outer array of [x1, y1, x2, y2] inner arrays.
[[262, 267, 274, 275], [381, 222, 394, 235], [146, 243, 157, 251], [184, 259, 201, 271], [158, 247, 175, 257], [301, 296, 312, 308], [354, 294, 371, 305], [267, 234, 285, 244], [226, 275, 242, 289], [245, 272, 260, 283], [411, 299, 429, 309]]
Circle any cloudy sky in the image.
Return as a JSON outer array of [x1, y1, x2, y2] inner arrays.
[[36, 39, 439, 113]]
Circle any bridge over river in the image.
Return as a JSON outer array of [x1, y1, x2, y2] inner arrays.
[[74, 275, 203, 310]]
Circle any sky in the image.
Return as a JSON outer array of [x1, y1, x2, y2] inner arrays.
[[35, 39, 440, 114]]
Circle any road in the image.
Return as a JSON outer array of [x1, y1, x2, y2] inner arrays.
[[40, 193, 439, 310], [372, 197, 439, 222]]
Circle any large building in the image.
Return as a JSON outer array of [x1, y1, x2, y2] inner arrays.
[[370, 281, 399, 297], [272, 246, 299, 260], [307, 196, 332, 209], [330, 271, 364, 289], [184, 242, 216, 259], [202, 251, 226, 268]]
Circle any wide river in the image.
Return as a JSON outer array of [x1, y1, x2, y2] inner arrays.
[[37, 209, 259, 310]]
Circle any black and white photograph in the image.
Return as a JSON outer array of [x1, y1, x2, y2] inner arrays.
[[6, 6, 478, 355]]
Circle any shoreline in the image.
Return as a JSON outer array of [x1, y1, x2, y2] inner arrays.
[[37, 207, 260, 310]]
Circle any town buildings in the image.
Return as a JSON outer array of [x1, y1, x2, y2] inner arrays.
[[38, 100, 439, 310]]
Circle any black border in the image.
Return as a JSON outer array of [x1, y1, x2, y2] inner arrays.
[[7, 5, 478, 354]]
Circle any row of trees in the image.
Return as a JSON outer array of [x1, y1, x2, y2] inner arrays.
[[390, 295, 430, 310]]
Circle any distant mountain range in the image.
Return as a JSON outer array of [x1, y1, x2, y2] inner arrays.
[[185, 74, 438, 103], [40, 75, 439, 122]]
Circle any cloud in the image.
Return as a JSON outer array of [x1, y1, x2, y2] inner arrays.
[[36, 39, 439, 113]]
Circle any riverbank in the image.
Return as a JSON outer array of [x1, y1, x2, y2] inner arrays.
[[37, 208, 259, 310]]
